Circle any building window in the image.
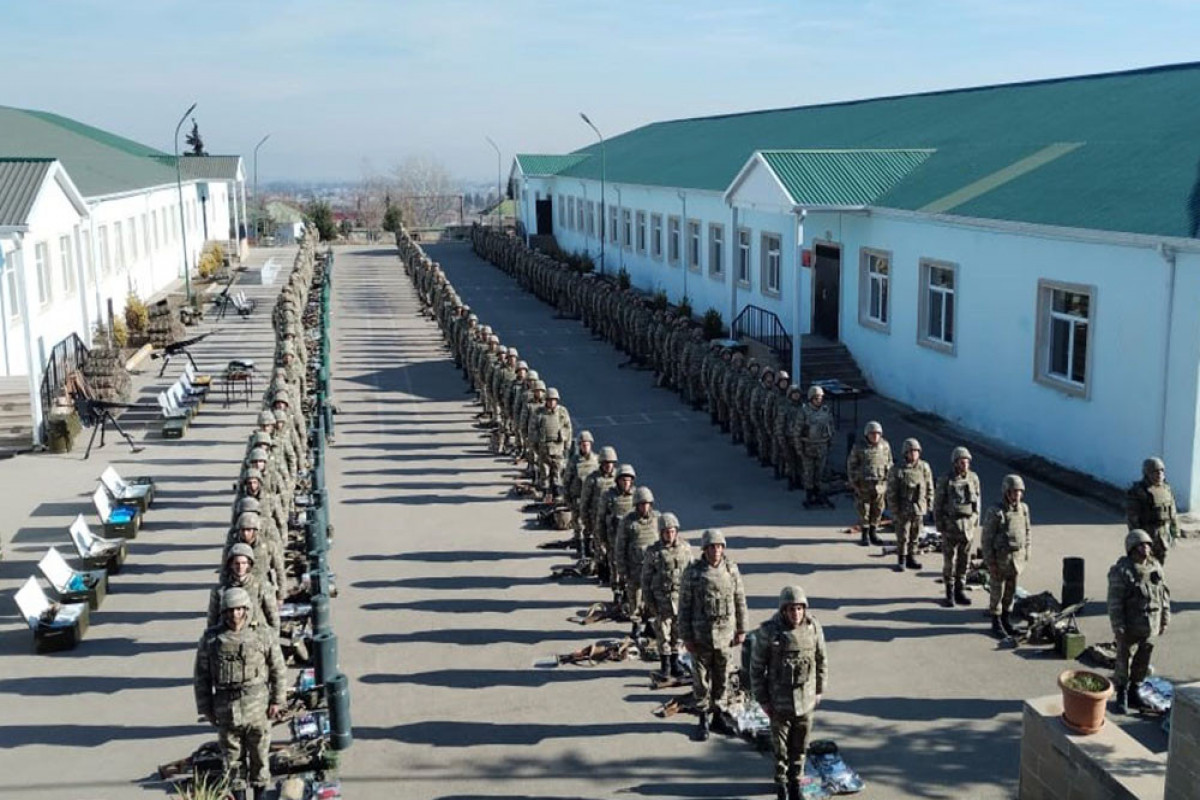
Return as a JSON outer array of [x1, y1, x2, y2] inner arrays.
[[668, 216, 681, 264], [142, 213, 151, 254], [97, 226, 111, 274], [918, 260, 956, 353], [576, 197, 584, 231], [609, 206, 619, 244], [2, 254, 18, 319], [859, 248, 891, 331], [80, 229, 93, 283], [566, 197, 575, 230], [59, 235, 76, 296], [737, 228, 751, 286], [761, 233, 781, 295], [557, 195, 564, 226], [1036, 280, 1094, 397], [651, 214, 663, 260], [128, 217, 138, 262], [171, 207, 179, 241], [621, 208, 632, 250], [35, 242, 52, 305], [688, 220, 702, 271], [113, 221, 126, 271], [709, 224, 724, 277], [585, 201, 595, 237], [151, 211, 159, 250], [636, 211, 647, 254]]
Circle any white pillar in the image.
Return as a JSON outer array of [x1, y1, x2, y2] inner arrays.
[[230, 179, 241, 257], [240, 179, 249, 255], [13, 239, 43, 444], [791, 212, 804, 382]]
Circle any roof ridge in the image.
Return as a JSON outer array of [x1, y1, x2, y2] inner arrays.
[[17, 107, 168, 157], [0, 156, 56, 163], [758, 148, 937, 155]]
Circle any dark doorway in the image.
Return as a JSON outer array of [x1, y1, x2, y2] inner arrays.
[[812, 244, 841, 340], [535, 199, 553, 236]]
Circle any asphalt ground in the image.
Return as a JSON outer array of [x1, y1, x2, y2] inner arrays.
[[330, 242, 1198, 800]]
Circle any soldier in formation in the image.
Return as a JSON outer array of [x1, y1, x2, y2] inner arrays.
[[1107, 529, 1171, 713], [933, 447, 981, 607], [749, 585, 828, 800], [981, 475, 1032, 638], [887, 438, 934, 572], [617, 486, 660, 638], [1126, 457, 1179, 564], [794, 385, 836, 508], [847, 421, 891, 546], [641, 512, 692, 680]]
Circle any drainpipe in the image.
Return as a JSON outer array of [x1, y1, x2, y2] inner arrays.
[[88, 210, 101, 345], [12, 236, 43, 445], [1157, 243, 1178, 461], [792, 209, 806, 382], [74, 220, 90, 347], [729, 203, 739, 338]]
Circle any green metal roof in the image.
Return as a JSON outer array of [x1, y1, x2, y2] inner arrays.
[[0, 159, 54, 227], [542, 62, 1200, 239], [150, 154, 243, 181], [515, 153, 590, 176], [759, 149, 934, 207], [0, 105, 185, 198]]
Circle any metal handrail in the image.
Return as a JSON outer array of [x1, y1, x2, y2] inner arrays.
[[39, 332, 89, 434], [733, 304, 792, 367]]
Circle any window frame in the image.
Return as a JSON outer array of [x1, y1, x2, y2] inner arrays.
[[97, 225, 111, 274], [708, 223, 725, 279], [917, 258, 957, 355], [687, 219, 702, 272], [667, 215, 681, 265], [59, 234, 76, 296], [650, 214, 664, 261], [621, 208, 633, 250], [636, 211, 647, 255], [760, 232, 782, 297], [2, 253, 19, 320], [113, 220, 126, 271], [567, 196, 575, 230], [1034, 279, 1095, 398], [585, 200, 595, 237], [34, 241, 52, 306], [858, 247, 892, 333], [737, 227, 752, 288]]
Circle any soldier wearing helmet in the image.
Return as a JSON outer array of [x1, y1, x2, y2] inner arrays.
[[934, 446, 982, 607], [534, 387, 574, 500], [846, 421, 893, 545], [598, 464, 639, 585], [581, 446, 619, 565], [194, 586, 287, 798], [1125, 457, 1178, 564], [1106, 529, 1170, 713], [679, 529, 748, 742], [749, 367, 777, 469], [616, 486, 661, 637], [887, 438, 935, 572], [772, 385, 800, 487], [642, 512, 693, 680], [981, 475, 1032, 638], [720, 353, 745, 438], [749, 585, 828, 800], [563, 432, 599, 553], [207, 543, 279, 632], [794, 385, 837, 509], [733, 359, 761, 453]]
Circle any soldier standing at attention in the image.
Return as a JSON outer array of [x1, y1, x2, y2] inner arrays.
[[1107, 529, 1171, 713], [981, 475, 1032, 638], [679, 529, 748, 742], [564, 431, 599, 555], [194, 588, 286, 800], [750, 585, 828, 800], [846, 421, 892, 546], [795, 386, 836, 508], [581, 446, 618, 566], [933, 447, 981, 607], [887, 438, 935, 572], [616, 486, 661, 638], [641, 512, 692, 679], [535, 387, 573, 502], [1125, 457, 1179, 565]]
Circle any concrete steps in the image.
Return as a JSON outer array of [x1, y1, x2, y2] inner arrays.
[[800, 338, 870, 392], [0, 376, 34, 456]]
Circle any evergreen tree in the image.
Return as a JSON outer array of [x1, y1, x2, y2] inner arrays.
[[184, 119, 206, 156]]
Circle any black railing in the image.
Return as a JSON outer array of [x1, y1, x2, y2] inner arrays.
[[39, 332, 89, 435], [733, 304, 792, 368]]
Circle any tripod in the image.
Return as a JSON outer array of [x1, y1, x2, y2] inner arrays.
[[74, 397, 143, 459]]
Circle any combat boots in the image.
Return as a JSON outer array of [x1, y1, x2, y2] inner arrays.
[[860, 526, 870, 546], [990, 615, 1006, 638], [953, 580, 972, 606], [669, 654, 685, 678], [694, 712, 711, 741], [905, 554, 923, 571], [787, 780, 802, 800], [943, 585, 954, 608], [1128, 682, 1149, 711], [1112, 683, 1130, 714], [867, 527, 884, 546], [1000, 612, 1018, 638], [659, 655, 670, 677]]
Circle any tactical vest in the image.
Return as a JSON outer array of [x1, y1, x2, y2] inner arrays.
[[947, 473, 979, 517], [606, 490, 636, 539], [859, 443, 889, 482], [625, 513, 661, 574], [207, 628, 268, 691], [1112, 556, 1169, 638], [650, 541, 691, 603], [540, 407, 568, 449], [766, 619, 821, 713], [1144, 483, 1174, 525], [993, 504, 1030, 556], [896, 463, 927, 512], [588, 474, 616, 521], [803, 404, 835, 443], [698, 559, 737, 623], [570, 454, 600, 497]]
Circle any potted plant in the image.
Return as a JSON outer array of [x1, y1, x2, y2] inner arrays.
[[1058, 669, 1113, 734]]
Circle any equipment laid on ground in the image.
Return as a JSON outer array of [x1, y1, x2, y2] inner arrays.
[[68, 513, 128, 573], [13, 577, 89, 653], [38, 547, 108, 610], [151, 331, 211, 377], [533, 638, 637, 668], [73, 394, 142, 459]]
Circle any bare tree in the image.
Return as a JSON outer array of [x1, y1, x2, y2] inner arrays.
[[390, 155, 459, 228]]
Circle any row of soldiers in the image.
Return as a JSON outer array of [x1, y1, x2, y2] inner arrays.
[[471, 227, 839, 506], [405, 228, 830, 799], [192, 232, 327, 800]]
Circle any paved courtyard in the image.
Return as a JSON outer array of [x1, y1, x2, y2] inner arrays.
[[0, 242, 1195, 799]]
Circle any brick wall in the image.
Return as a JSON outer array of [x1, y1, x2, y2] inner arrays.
[[1166, 683, 1200, 800]]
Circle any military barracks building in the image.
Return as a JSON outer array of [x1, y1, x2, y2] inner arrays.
[[510, 62, 1200, 511], [0, 106, 246, 441]]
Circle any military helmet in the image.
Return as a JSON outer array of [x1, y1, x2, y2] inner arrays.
[[761, 367, 775, 379], [508, 348, 519, 358], [1002, 474, 1026, 493], [546, 387, 560, 400], [251, 431, 272, 447], [951, 446, 972, 463], [248, 447, 269, 462], [599, 446, 618, 462], [467, 314, 478, 323], [235, 496, 261, 514], [227, 543, 256, 563], [516, 361, 528, 371], [488, 335, 499, 344], [779, 584, 808, 607], [498, 346, 509, 356], [243, 467, 264, 482], [633, 486, 655, 504], [480, 325, 492, 334], [777, 370, 789, 383], [531, 380, 546, 393], [731, 352, 745, 365], [579, 430, 594, 444], [257, 410, 275, 426], [616, 463, 637, 479], [1125, 529, 1153, 552], [701, 528, 727, 548], [808, 385, 825, 400], [1143, 457, 1166, 475], [864, 420, 883, 436], [526, 370, 540, 382], [236, 512, 261, 530], [788, 386, 803, 401], [273, 408, 288, 422], [221, 587, 252, 611], [903, 438, 921, 453], [658, 512, 680, 531]]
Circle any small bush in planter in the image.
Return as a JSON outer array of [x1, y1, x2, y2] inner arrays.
[[650, 290, 669, 311], [677, 295, 693, 319], [124, 292, 149, 335], [111, 317, 129, 348], [617, 268, 631, 290], [702, 308, 726, 340]]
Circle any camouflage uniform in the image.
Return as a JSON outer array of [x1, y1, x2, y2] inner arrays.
[[641, 514, 692, 672], [981, 477, 1032, 633], [600, 468, 638, 588], [887, 440, 935, 569], [934, 449, 982, 606], [1107, 530, 1170, 706], [534, 391, 573, 496], [564, 433, 600, 543], [581, 453, 618, 563], [617, 490, 660, 630], [846, 427, 892, 543], [1125, 458, 1179, 564], [794, 392, 836, 501]]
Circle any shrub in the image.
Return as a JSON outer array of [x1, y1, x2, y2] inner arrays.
[[576, 253, 595, 273], [112, 317, 129, 348], [650, 289, 668, 311], [124, 292, 149, 333], [617, 268, 631, 290], [197, 251, 220, 280], [702, 308, 726, 340], [677, 295, 693, 319]]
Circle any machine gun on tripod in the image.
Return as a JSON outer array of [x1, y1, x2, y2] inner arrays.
[[72, 392, 143, 459], [151, 331, 212, 377]]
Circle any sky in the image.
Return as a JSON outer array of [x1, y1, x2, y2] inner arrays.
[[3, 0, 1200, 184]]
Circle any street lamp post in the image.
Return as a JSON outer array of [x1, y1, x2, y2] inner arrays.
[[174, 101, 197, 303], [485, 136, 502, 230], [253, 134, 271, 242], [580, 112, 606, 276]]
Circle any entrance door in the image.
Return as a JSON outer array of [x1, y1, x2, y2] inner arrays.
[[812, 244, 841, 340], [535, 199, 553, 235]]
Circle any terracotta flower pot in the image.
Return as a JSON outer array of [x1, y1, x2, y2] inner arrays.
[[1058, 669, 1114, 734]]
